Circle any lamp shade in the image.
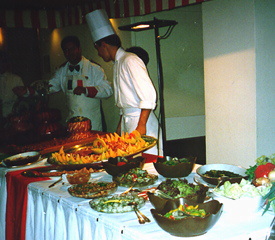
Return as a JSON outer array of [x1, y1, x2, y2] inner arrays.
[[85, 9, 116, 43]]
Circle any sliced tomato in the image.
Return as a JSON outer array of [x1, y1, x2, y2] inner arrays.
[[117, 162, 126, 166], [255, 163, 275, 179]]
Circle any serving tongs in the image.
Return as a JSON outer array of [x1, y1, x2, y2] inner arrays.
[[153, 189, 173, 199], [128, 202, 150, 224]]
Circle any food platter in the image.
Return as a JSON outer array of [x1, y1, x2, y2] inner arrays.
[[113, 174, 158, 188], [0, 151, 41, 168], [21, 163, 103, 177], [112, 167, 158, 188], [89, 193, 145, 213], [47, 134, 157, 165], [196, 164, 247, 185], [68, 181, 117, 199]]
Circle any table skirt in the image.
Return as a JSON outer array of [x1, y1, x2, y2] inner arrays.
[[26, 164, 274, 240]]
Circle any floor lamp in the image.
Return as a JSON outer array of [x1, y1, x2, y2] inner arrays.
[[119, 18, 178, 156]]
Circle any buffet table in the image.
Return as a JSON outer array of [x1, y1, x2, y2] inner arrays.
[[26, 163, 274, 240], [1, 155, 274, 240]]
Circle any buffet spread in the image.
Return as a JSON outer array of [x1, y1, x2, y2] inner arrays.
[[1, 128, 275, 240]]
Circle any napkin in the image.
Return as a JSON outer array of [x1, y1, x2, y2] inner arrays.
[[143, 153, 159, 163], [5, 169, 50, 240]]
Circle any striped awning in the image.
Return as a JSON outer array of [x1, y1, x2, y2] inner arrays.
[[0, 0, 207, 29]]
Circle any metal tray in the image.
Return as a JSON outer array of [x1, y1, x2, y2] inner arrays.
[[21, 163, 103, 177]]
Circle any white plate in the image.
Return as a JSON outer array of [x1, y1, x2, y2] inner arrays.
[[1, 151, 41, 168]]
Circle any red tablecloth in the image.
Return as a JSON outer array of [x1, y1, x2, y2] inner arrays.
[[5, 169, 50, 240]]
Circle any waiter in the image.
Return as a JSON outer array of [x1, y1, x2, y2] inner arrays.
[[13, 36, 113, 131], [85, 10, 163, 155]]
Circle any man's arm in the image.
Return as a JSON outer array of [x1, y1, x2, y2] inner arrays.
[[116, 115, 122, 135], [136, 109, 151, 135], [83, 62, 113, 98]]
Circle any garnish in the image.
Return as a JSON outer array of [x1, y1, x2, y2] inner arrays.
[[162, 157, 190, 166], [245, 153, 275, 214], [163, 204, 208, 220]]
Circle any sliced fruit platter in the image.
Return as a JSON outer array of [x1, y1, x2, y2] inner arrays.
[[48, 130, 157, 165]]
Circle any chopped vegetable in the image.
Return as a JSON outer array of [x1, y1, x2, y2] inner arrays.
[[114, 168, 158, 187], [262, 182, 275, 215], [203, 170, 242, 178], [213, 179, 270, 200], [268, 170, 275, 182], [163, 204, 208, 220], [89, 193, 145, 213], [254, 163, 275, 179], [244, 153, 275, 215], [246, 153, 275, 180]]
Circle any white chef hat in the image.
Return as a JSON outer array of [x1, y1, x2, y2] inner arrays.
[[85, 9, 116, 43]]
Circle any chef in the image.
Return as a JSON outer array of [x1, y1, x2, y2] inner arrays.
[[0, 50, 24, 119], [85, 9, 163, 155], [13, 36, 113, 131]]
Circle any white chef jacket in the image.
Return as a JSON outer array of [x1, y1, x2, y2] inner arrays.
[[0, 72, 24, 117], [113, 48, 163, 155], [49, 57, 113, 131]]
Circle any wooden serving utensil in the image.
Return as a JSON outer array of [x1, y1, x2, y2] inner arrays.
[[48, 177, 62, 188]]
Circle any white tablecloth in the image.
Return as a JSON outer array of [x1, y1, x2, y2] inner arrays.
[[26, 163, 274, 240]]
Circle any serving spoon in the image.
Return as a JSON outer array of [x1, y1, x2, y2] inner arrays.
[[120, 179, 137, 195], [128, 202, 150, 223]]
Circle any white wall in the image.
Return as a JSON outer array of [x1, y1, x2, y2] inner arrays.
[[202, 0, 275, 167], [255, 0, 275, 156]]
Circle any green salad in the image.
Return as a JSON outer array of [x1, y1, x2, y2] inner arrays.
[[157, 179, 202, 198], [113, 167, 158, 187], [162, 157, 190, 166]]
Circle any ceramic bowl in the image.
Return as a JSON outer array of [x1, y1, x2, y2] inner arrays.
[[153, 156, 196, 178], [102, 156, 145, 177], [148, 183, 208, 211], [211, 191, 264, 216], [151, 199, 223, 237], [66, 172, 91, 185], [1, 151, 40, 167], [196, 164, 247, 185]]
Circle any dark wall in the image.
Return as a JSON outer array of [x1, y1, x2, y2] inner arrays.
[[165, 136, 206, 165], [5, 28, 42, 86]]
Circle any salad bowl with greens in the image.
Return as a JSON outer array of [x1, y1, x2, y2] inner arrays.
[[148, 179, 208, 211], [150, 199, 223, 237], [153, 156, 196, 178]]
